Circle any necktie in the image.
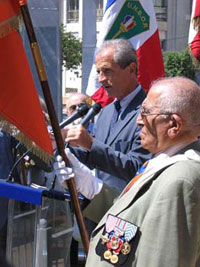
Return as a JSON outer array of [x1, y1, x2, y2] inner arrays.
[[122, 161, 149, 195], [110, 100, 121, 131]]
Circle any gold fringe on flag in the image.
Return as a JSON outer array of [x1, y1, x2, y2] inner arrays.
[[86, 95, 93, 107], [0, 12, 22, 39], [0, 117, 54, 165]]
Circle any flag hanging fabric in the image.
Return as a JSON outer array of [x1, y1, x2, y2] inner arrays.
[[0, 0, 53, 163], [86, 0, 165, 107], [188, 0, 200, 61]]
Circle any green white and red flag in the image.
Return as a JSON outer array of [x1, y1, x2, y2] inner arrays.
[[86, 0, 165, 107], [189, 0, 200, 61]]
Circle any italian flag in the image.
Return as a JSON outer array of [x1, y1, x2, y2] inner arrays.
[[86, 0, 165, 107], [0, 0, 53, 162], [188, 0, 200, 61]]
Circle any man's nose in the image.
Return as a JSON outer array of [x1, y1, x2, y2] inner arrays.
[[98, 72, 107, 83], [136, 113, 144, 126]]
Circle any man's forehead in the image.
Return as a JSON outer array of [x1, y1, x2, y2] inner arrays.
[[97, 46, 114, 57], [69, 97, 84, 105], [142, 92, 160, 110], [67, 95, 85, 106], [96, 60, 114, 69], [96, 47, 114, 62]]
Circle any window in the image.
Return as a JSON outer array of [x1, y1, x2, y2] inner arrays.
[[97, 0, 103, 21], [153, 0, 164, 7], [67, 0, 79, 23], [154, 0, 167, 21], [65, 88, 78, 94]]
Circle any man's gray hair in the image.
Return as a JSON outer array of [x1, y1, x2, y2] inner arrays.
[[152, 77, 200, 126], [96, 39, 138, 71]]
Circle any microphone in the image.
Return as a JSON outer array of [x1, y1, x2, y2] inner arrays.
[[80, 103, 102, 127], [59, 103, 89, 129]]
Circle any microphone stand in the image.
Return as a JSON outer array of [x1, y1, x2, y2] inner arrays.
[[6, 143, 31, 184]]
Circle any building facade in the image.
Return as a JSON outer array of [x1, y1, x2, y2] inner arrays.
[[24, 0, 63, 119], [62, 0, 193, 110]]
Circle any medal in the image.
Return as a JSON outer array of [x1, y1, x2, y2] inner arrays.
[[121, 241, 131, 255], [98, 215, 138, 264], [110, 254, 119, 264], [110, 239, 119, 250], [104, 250, 112, 260], [101, 233, 109, 244]]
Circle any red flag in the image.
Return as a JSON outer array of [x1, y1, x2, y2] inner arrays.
[[189, 0, 200, 61], [86, 0, 165, 106], [0, 0, 53, 162]]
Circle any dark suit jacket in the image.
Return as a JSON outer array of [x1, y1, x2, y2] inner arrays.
[[72, 88, 151, 192]]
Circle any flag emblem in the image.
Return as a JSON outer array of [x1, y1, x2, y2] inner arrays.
[[106, 0, 150, 40]]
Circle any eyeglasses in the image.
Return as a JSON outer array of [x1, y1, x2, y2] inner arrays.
[[140, 108, 173, 121], [68, 103, 85, 112]]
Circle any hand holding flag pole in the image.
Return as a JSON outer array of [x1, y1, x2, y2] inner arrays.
[[18, 0, 89, 253]]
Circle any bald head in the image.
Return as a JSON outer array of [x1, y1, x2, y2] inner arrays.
[[137, 77, 200, 154], [150, 77, 200, 128]]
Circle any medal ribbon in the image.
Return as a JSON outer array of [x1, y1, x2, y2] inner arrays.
[[115, 218, 127, 237], [122, 160, 149, 195]]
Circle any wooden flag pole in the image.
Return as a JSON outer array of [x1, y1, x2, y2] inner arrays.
[[18, 0, 89, 253]]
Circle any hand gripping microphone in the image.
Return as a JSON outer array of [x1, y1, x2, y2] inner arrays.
[[59, 103, 89, 129], [80, 103, 102, 127]]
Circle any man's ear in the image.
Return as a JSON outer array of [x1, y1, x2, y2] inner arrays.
[[168, 114, 182, 138], [128, 62, 137, 74]]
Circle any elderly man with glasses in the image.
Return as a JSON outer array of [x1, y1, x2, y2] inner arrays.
[[55, 76, 200, 267]]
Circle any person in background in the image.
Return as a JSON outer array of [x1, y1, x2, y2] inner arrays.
[[23, 96, 53, 186], [0, 97, 51, 265], [64, 92, 93, 135], [55, 76, 200, 267], [0, 130, 19, 256], [66, 92, 87, 117]]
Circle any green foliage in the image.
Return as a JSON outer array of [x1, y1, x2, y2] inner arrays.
[[61, 25, 82, 70], [163, 48, 196, 81]]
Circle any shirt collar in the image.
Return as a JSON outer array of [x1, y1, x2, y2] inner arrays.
[[154, 140, 198, 158], [145, 140, 198, 173], [115, 84, 142, 113]]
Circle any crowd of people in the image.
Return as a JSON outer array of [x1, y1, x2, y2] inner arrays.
[[1, 38, 200, 267]]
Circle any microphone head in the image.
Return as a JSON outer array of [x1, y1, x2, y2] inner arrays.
[[92, 103, 102, 115], [80, 102, 102, 127], [77, 103, 90, 116], [59, 103, 90, 129]]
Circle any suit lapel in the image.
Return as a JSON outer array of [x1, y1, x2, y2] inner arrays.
[[107, 89, 146, 145], [107, 105, 138, 145], [98, 107, 114, 143]]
